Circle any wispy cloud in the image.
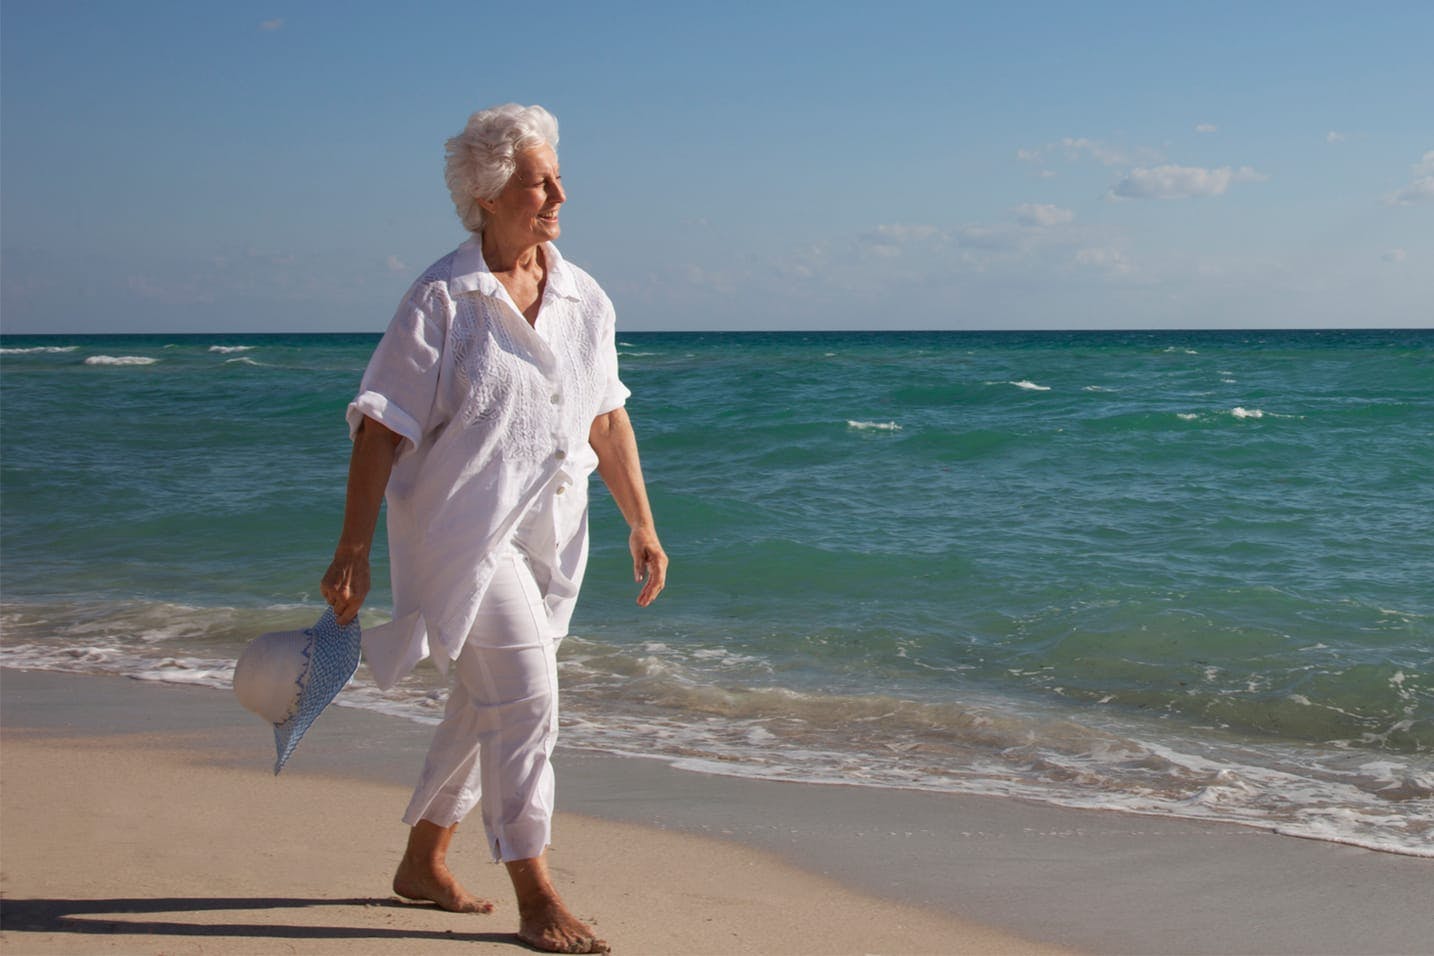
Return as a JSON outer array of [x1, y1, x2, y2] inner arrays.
[[259, 18, 284, 31], [1015, 203, 1075, 227], [858, 223, 946, 258], [1326, 130, 1346, 144], [1110, 164, 1267, 200], [1075, 247, 1133, 276], [1057, 137, 1133, 167], [1385, 149, 1434, 205], [1195, 123, 1218, 134], [1017, 136, 1159, 169], [385, 255, 408, 273]]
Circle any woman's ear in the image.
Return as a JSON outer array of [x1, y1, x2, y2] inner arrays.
[[476, 193, 497, 214]]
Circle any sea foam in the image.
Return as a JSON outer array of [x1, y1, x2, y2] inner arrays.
[[1, 346, 79, 354], [84, 355, 158, 366]]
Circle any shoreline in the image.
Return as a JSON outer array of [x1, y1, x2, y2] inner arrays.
[[3, 668, 1432, 955]]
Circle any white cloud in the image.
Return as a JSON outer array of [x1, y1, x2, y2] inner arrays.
[[1326, 130, 1346, 144], [259, 18, 284, 31], [1195, 123, 1218, 134], [858, 224, 947, 260], [956, 224, 1023, 252], [1382, 249, 1407, 263], [385, 255, 408, 273], [1385, 149, 1434, 205], [1017, 137, 1159, 169], [127, 275, 215, 305], [1059, 137, 1130, 166], [870, 223, 944, 242], [1110, 164, 1267, 200], [1075, 247, 1133, 276], [1388, 180, 1434, 204], [680, 263, 737, 294], [1015, 203, 1075, 227]]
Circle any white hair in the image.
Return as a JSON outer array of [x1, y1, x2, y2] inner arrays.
[[444, 104, 560, 234]]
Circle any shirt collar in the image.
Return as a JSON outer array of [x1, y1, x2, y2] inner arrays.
[[448, 236, 579, 301]]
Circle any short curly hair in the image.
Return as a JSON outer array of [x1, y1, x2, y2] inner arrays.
[[444, 104, 560, 234]]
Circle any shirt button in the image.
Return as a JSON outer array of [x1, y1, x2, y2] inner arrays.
[[555, 485, 566, 495], [555, 449, 567, 460], [550, 393, 561, 404]]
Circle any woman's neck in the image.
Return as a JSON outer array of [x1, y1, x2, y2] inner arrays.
[[480, 230, 543, 276], [480, 231, 548, 326]]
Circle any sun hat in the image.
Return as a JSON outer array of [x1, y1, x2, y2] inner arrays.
[[233, 608, 362, 774]]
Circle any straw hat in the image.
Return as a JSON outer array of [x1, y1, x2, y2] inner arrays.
[[233, 608, 361, 774]]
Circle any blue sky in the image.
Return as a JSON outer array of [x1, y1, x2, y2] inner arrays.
[[3, 0, 1430, 333]]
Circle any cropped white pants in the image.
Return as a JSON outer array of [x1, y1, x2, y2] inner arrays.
[[402, 549, 560, 862]]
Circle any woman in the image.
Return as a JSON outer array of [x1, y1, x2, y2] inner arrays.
[[321, 103, 666, 955]]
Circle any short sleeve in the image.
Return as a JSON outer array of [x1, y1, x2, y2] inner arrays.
[[595, 291, 631, 415], [346, 280, 450, 450]]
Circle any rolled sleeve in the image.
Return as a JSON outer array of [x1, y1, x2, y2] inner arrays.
[[347, 280, 450, 450], [347, 389, 424, 446], [595, 296, 630, 415]]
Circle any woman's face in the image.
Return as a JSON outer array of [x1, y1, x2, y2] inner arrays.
[[481, 144, 565, 247]]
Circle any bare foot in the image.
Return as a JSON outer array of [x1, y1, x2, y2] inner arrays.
[[517, 897, 609, 954], [392, 858, 495, 914]]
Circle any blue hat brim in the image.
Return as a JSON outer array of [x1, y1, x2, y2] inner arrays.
[[272, 608, 361, 774]]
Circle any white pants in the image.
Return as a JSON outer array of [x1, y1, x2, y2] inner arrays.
[[402, 549, 560, 862]]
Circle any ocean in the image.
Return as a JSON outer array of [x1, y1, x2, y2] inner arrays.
[[2, 329, 1430, 857]]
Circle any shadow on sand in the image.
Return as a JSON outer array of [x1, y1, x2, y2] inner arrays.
[[0, 895, 518, 946]]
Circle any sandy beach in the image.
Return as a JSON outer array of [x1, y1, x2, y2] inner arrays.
[[2, 669, 1431, 955]]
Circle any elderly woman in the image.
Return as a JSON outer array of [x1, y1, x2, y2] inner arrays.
[[321, 103, 666, 955]]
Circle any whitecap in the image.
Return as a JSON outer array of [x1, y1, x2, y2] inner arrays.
[[1230, 407, 1263, 419], [847, 420, 902, 431], [84, 355, 157, 366], [209, 345, 253, 354], [1010, 380, 1051, 391], [1177, 413, 1199, 421], [224, 357, 264, 366], [0, 346, 78, 355]]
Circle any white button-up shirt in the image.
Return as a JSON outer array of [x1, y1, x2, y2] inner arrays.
[[348, 238, 629, 688]]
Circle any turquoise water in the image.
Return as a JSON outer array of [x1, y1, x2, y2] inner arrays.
[[2, 330, 1431, 855]]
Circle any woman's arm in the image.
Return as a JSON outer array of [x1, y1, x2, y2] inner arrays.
[[321, 416, 403, 625], [589, 406, 668, 607]]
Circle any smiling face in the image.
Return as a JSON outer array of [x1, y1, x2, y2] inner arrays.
[[479, 144, 565, 250]]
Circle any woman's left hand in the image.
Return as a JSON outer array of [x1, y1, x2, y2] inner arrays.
[[629, 525, 668, 607]]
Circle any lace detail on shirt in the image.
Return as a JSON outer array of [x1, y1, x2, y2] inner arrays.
[[450, 294, 552, 459], [548, 277, 609, 420]]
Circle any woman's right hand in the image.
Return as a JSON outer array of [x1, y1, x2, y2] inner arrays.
[[321, 550, 370, 626]]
